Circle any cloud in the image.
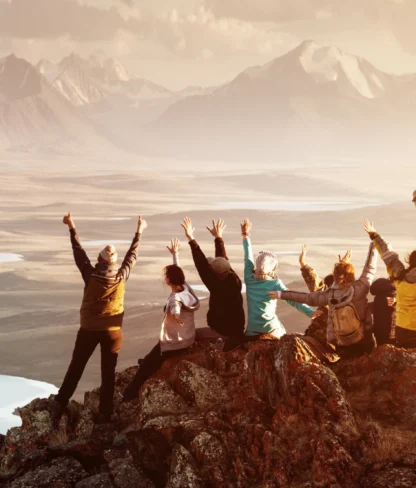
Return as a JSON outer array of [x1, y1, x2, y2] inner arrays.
[[0, 0, 146, 41]]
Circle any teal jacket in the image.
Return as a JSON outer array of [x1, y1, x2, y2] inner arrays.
[[243, 238, 314, 336]]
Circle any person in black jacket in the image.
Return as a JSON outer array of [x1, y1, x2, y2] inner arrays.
[[181, 217, 245, 347], [370, 278, 396, 346]]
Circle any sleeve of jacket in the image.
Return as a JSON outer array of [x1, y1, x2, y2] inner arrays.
[[215, 237, 228, 259], [372, 234, 406, 280], [70, 228, 94, 285], [118, 233, 141, 282], [356, 242, 378, 292], [172, 251, 180, 267], [189, 240, 216, 290], [277, 281, 315, 317], [280, 287, 330, 309], [300, 265, 324, 292], [243, 238, 255, 282]]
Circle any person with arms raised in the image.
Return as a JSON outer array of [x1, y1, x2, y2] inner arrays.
[[268, 227, 378, 357], [364, 219, 416, 348], [181, 217, 245, 350], [123, 238, 200, 402], [50, 213, 147, 425], [241, 218, 314, 339]]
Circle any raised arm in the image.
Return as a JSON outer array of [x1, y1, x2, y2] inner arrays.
[[241, 219, 254, 282], [182, 217, 216, 289], [63, 212, 93, 285], [276, 280, 315, 317], [167, 238, 181, 266], [118, 216, 147, 282], [364, 219, 404, 280], [206, 219, 229, 259]]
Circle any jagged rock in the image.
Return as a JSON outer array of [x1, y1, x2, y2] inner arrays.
[[361, 467, 416, 487], [109, 458, 155, 488], [75, 473, 114, 488], [166, 444, 204, 488], [2, 335, 416, 488], [137, 380, 189, 424], [171, 360, 228, 408], [8, 457, 88, 488]]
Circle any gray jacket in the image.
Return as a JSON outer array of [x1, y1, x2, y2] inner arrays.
[[281, 243, 378, 343]]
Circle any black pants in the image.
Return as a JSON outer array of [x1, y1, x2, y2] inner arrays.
[[396, 326, 416, 349], [123, 342, 188, 401], [55, 328, 123, 416]]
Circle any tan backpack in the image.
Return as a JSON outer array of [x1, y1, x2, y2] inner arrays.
[[330, 290, 364, 346]]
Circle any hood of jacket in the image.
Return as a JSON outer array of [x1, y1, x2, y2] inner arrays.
[[371, 278, 397, 297], [328, 285, 355, 310], [171, 284, 200, 311], [404, 268, 416, 284], [93, 262, 120, 280]]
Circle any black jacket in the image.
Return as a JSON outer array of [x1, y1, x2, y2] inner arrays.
[[189, 238, 245, 337]]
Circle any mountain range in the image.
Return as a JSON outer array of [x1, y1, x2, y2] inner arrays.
[[1, 41, 416, 159]]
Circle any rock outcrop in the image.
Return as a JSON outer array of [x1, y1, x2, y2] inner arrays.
[[1, 333, 416, 487]]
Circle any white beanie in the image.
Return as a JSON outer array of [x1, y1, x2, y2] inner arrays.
[[255, 251, 278, 280], [99, 245, 118, 264]]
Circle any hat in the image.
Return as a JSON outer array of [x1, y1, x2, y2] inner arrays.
[[412, 190, 416, 202], [209, 257, 231, 275], [255, 251, 278, 279], [99, 245, 118, 264]]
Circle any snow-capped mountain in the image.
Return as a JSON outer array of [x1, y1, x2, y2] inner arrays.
[[0, 54, 111, 152], [148, 40, 416, 160], [37, 53, 172, 107]]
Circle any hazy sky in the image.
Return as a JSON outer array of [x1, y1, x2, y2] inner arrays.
[[1, 0, 416, 89]]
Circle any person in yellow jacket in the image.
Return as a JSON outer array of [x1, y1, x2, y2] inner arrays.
[[364, 219, 416, 348]]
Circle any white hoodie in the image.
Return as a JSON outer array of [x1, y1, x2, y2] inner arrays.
[[160, 252, 200, 353]]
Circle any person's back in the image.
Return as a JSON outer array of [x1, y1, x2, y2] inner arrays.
[[241, 219, 314, 338], [365, 220, 416, 347], [182, 218, 245, 338], [370, 278, 396, 346]]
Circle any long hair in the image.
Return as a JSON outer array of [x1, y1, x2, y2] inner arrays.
[[405, 250, 416, 271], [333, 262, 355, 287], [164, 264, 185, 286]]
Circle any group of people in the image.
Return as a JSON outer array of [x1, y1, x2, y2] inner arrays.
[[49, 192, 416, 425]]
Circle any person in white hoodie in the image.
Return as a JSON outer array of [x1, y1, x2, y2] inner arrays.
[[123, 238, 200, 402]]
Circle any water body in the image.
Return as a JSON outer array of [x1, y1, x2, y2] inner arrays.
[[218, 201, 382, 211], [0, 253, 24, 263], [0, 375, 58, 434], [107, 218, 131, 221]]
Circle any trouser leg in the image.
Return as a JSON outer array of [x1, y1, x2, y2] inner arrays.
[[99, 329, 123, 416], [123, 342, 165, 401], [55, 329, 98, 407]]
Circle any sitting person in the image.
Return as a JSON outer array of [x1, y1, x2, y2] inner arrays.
[[123, 238, 200, 401], [269, 233, 378, 357], [241, 219, 314, 338], [370, 278, 396, 346], [365, 219, 416, 348], [50, 213, 146, 425], [181, 217, 245, 347]]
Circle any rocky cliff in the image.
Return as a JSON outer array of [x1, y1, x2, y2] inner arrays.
[[1, 329, 416, 488]]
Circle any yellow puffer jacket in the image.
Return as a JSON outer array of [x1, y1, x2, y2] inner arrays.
[[373, 234, 416, 331], [395, 274, 416, 331]]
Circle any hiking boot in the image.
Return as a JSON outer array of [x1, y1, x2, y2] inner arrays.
[[48, 398, 64, 429]]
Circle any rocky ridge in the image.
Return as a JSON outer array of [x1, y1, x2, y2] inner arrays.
[[1, 326, 416, 488]]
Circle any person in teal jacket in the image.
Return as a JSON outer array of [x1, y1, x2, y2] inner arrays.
[[241, 219, 314, 337]]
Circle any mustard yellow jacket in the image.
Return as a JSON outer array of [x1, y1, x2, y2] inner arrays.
[[372, 234, 416, 331]]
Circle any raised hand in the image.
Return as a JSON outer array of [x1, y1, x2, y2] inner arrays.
[[167, 238, 180, 255], [137, 216, 147, 234], [181, 217, 195, 241], [299, 244, 308, 267], [63, 212, 75, 229], [339, 250, 352, 263], [206, 219, 226, 239], [241, 218, 252, 238], [364, 219, 376, 235]]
